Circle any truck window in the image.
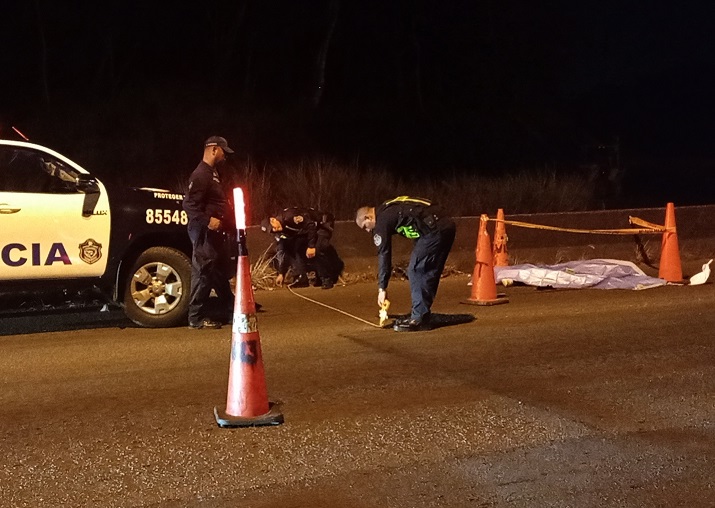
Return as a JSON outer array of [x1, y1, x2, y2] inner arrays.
[[0, 147, 79, 194]]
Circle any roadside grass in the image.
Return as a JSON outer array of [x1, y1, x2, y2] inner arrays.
[[215, 157, 598, 225]]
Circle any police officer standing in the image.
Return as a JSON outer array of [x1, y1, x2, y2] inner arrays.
[[261, 207, 343, 289], [182, 136, 235, 329], [355, 196, 456, 331]]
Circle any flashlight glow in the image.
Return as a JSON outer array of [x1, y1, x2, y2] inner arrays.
[[233, 187, 246, 230]]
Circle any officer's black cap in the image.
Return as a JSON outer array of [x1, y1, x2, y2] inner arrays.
[[204, 135, 234, 154]]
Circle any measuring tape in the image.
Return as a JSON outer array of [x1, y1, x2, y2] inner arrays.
[[287, 285, 383, 328]]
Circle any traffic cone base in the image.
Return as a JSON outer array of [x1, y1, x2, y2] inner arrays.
[[214, 403, 284, 428], [461, 293, 509, 306]]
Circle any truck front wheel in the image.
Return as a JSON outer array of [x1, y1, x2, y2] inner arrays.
[[122, 247, 192, 328]]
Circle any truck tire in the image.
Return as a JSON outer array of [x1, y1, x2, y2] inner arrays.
[[122, 247, 192, 328]]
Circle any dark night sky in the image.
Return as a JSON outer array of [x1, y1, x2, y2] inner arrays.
[[2, 1, 715, 203]]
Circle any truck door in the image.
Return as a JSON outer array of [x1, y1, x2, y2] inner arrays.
[[0, 146, 111, 280]]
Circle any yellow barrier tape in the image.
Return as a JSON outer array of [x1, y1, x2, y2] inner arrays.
[[628, 216, 664, 230], [489, 217, 668, 235]]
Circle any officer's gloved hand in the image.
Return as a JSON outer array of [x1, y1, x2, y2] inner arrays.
[[377, 288, 387, 308], [276, 274, 284, 287]]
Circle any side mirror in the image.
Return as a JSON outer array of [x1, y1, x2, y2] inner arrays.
[[77, 174, 101, 217], [76, 174, 100, 194]]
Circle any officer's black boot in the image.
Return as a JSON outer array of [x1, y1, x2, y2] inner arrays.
[[393, 313, 431, 332]]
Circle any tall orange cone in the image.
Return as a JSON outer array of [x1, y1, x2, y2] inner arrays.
[[462, 214, 509, 306], [658, 202, 683, 283], [214, 188, 283, 428], [492, 208, 509, 266]]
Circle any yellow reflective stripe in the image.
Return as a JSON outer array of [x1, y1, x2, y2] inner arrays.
[[383, 196, 432, 207]]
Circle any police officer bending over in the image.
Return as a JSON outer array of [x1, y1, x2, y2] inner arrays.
[[355, 196, 456, 332], [261, 207, 344, 289]]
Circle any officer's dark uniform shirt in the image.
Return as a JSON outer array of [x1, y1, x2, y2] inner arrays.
[[182, 162, 226, 226], [373, 197, 446, 290], [274, 208, 322, 245]]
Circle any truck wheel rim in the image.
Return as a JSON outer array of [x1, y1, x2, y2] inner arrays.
[[130, 261, 183, 315]]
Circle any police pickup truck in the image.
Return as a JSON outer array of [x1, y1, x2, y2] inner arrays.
[[0, 139, 198, 328]]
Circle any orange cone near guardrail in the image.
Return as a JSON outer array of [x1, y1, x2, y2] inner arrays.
[[462, 214, 509, 306], [492, 208, 509, 266], [214, 188, 283, 428], [658, 202, 683, 283]]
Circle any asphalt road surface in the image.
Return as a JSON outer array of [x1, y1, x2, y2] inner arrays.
[[1, 274, 713, 507]]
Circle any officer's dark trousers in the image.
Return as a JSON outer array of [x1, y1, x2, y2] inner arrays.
[[279, 236, 309, 279], [314, 232, 344, 283], [407, 220, 456, 321], [281, 234, 344, 284], [187, 222, 233, 325]]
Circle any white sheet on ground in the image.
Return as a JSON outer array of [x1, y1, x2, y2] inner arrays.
[[494, 259, 667, 290]]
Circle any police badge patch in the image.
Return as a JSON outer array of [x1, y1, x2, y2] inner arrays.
[[373, 234, 382, 246], [79, 238, 102, 264], [293, 215, 304, 224]]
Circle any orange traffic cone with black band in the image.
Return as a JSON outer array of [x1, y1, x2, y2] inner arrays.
[[658, 202, 683, 283], [462, 214, 509, 306], [492, 208, 509, 266], [214, 189, 283, 428]]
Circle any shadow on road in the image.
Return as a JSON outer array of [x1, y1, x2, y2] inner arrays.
[[387, 312, 476, 330], [0, 306, 135, 336]]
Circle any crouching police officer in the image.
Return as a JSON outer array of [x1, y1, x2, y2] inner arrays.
[[261, 207, 344, 289], [355, 196, 456, 331]]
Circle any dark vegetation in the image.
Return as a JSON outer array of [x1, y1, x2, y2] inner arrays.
[[2, 1, 713, 223]]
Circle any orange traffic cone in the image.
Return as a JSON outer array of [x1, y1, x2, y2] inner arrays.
[[462, 215, 509, 306], [492, 208, 509, 266], [214, 229, 283, 427], [658, 202, 683, 283]]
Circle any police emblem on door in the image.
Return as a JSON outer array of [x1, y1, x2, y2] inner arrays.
[[79, 239, 102, 264]]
